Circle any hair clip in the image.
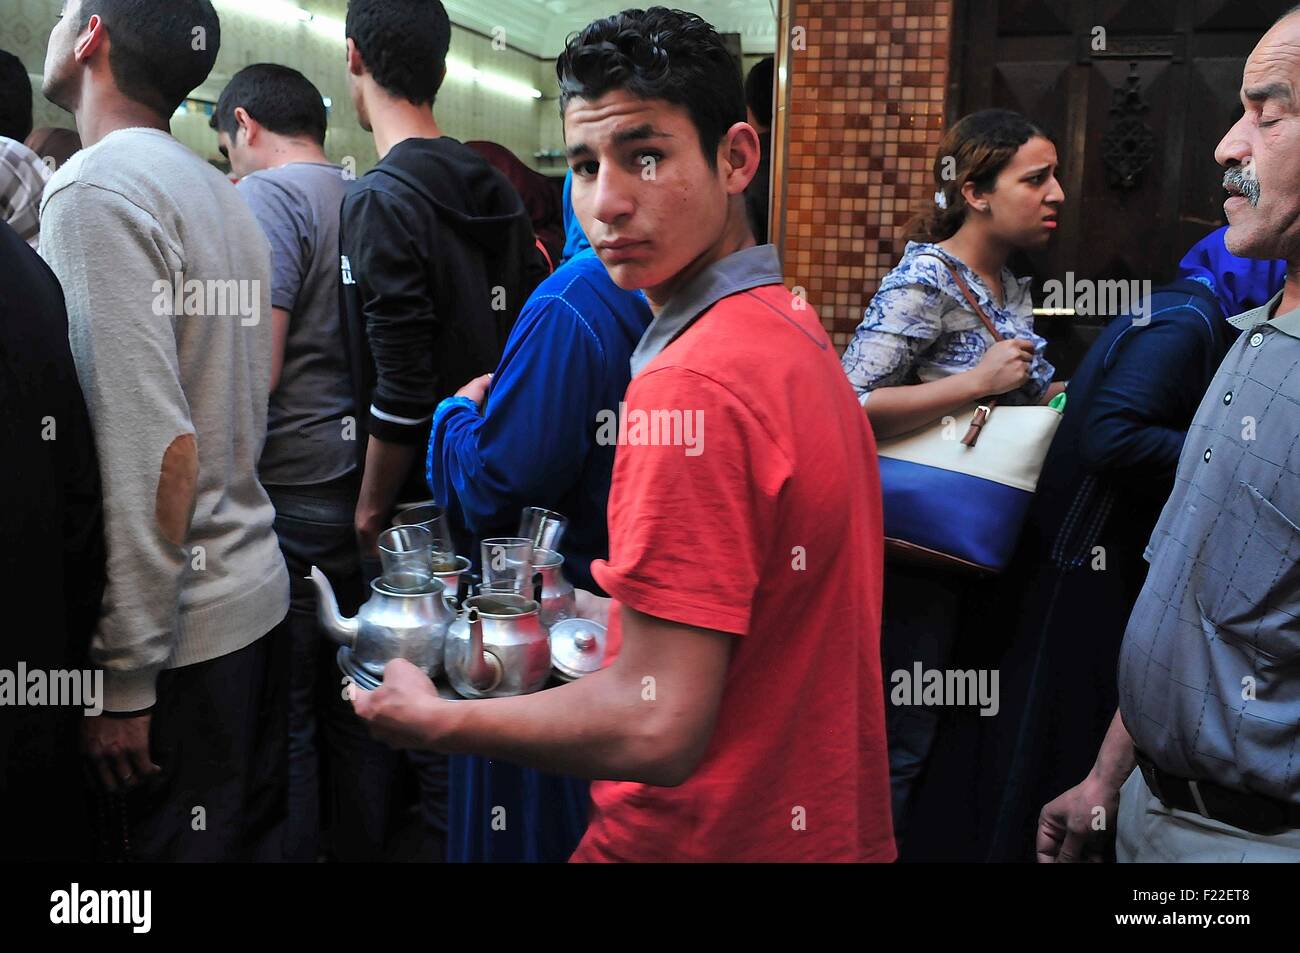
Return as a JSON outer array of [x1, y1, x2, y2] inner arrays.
[[934, 190, 948, 210]]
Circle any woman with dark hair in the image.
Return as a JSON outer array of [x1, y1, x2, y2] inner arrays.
[[844, 108, 1066, 433], [841, 108, 1066, 852]]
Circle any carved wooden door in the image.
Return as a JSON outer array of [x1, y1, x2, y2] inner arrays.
[[951, 0, 1290, 372]]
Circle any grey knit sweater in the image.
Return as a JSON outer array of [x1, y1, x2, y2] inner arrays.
[[41, 127, 288, 712]]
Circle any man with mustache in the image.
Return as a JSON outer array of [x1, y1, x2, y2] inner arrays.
[[1223, 163, 1261, 208], [1038, 5, 1300, 862]]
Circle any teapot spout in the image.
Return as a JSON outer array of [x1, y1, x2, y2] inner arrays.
[[465, 606, 503, 693], [309, 566, 360, 648]]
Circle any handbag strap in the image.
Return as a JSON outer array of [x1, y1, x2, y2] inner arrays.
[[916, 252, 1003, 341], [916, 251, 1004, 447]]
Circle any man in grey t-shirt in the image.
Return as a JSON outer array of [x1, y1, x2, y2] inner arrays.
[[213, 65, 368, 862]]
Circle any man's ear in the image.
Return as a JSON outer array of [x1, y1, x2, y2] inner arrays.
[[233, 106, 255, 146], [346, 38, 365, 77], [74, 14, 108, 64], [720, 121, 761, 196]]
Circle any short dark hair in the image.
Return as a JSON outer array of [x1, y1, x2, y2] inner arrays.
[[210, 64, 328, 146], [0, 49, 34, 142], [77, 0, 221, 116], [745, 56, 774, 128], [556, 7, 745, 168], [345, 0, 451, 106]]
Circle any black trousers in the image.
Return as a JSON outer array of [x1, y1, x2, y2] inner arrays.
[[97, 622, 290, 862], [268, 480, 447, 863]]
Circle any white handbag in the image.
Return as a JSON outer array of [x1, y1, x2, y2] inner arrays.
[[875, 254, 1063, 573]]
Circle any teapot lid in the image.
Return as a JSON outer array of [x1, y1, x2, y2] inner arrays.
[[549, 618, 607, 680]]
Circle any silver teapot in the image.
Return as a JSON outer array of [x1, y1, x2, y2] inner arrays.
[[445, 593, 552, 698], [309, 525, 458, 689], [310, 568, 458, 689]]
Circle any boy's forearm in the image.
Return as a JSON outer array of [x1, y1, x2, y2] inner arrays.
[[428, 667, 663, 783], [1040, 381, 1069, 404]]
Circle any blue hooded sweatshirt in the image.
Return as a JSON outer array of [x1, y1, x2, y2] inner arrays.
[[428, 181, 652, 864], [427, 183, 652, 593]]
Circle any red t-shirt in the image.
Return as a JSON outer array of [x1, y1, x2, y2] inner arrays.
[[571, 282, 895, 862]]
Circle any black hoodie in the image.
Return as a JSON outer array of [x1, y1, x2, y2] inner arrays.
[[339, 136, 546, 493]]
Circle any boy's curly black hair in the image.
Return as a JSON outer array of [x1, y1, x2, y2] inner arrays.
[[556, 7, 745, 168]]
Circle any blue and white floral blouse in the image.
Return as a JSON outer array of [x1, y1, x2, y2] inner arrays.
[[842, 241, 1054, 405]]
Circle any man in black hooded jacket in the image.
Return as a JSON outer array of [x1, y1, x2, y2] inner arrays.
[[341, 0, 545, 558], [334, 0, 543, 860]]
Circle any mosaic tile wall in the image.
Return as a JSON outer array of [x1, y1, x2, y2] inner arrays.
[[779, 0, 953, 351]]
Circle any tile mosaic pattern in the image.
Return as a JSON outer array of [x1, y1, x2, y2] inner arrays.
[[781, 0, 952, 352]]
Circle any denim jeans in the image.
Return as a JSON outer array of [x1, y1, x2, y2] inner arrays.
[[267, 479, 447, 862]]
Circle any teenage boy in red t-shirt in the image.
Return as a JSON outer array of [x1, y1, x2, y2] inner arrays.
[[353, 7, 895, 862]]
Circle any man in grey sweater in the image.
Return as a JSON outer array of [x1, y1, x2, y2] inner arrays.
[[38, 0, 289, 861]]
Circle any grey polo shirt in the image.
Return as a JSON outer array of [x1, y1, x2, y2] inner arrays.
[[1118, 288, 1300, 803], [629, 243, 786, 376]]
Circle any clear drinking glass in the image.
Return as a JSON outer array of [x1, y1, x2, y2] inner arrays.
[[378, 525, 434, 592], [481, 537, 534, 595], [518, 506, 568, 552], [393, 502, 458, 573]]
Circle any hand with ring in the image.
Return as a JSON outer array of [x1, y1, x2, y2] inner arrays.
[[82, 713, 161, 793]]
